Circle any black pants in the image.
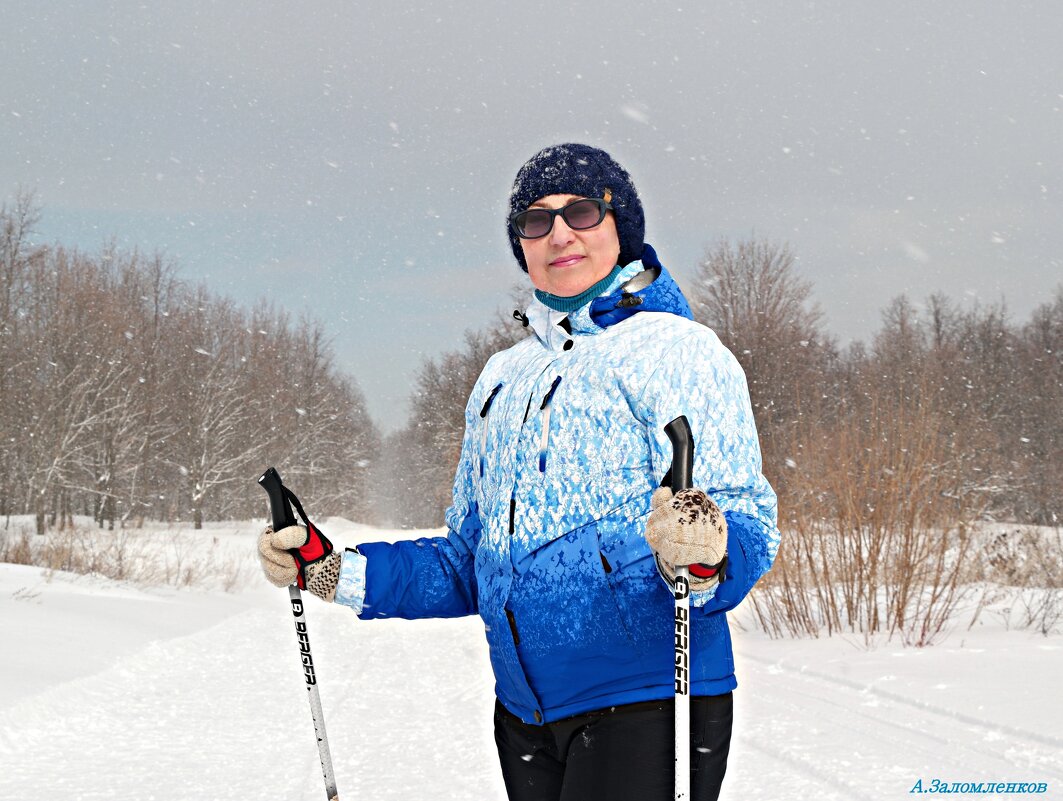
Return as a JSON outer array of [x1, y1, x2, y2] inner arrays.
[[494, 694, 732, 801]]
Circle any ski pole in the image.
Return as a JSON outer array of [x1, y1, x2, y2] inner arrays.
[[259, 467, 340, 801], [664, 416, 694, 801]]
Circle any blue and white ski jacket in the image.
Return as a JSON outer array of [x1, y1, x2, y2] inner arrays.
[[338, 245, 780, 726]]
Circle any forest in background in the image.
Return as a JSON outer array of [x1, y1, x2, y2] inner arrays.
[[378, 231, 1062, 643], [387, 241, 1062, 530], [4, 193, 1060, 641], [1, 193, 378, 533]]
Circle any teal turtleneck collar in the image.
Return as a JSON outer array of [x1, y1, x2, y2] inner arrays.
[[533, 265, 624, 313]]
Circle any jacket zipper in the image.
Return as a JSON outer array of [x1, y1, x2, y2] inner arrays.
[[538, 376, 563, 473]]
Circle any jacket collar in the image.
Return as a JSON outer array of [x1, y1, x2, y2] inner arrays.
[[522, 244, 693, 351]]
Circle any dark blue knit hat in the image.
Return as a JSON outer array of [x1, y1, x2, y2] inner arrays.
[[507, 144, 645, 272]]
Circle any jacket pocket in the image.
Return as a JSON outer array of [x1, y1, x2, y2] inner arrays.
[[594, 493, 672, 656], [505, 607, 521, 646], [597, 564, 640, 650], [508, 520, 641, 654], [591, 526, 646, 650]]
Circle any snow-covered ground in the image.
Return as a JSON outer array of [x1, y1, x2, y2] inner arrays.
[[1, 519, 1060, 800]]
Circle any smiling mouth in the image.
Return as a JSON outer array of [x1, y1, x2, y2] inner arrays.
[[550, 255, 585, 267]]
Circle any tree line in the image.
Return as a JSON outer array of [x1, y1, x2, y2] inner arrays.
[[387, 239, 1061, 537], [1, 193, 378, 533], [5, 190, 1058, 568], [692, 241, 1061, 640], [383, 238, 1061, 641]]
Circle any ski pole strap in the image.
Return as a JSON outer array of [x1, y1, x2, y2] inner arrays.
[[689, 555, 727, 582], [282, 485, 334, 585], [282, 484, 314, 529], [656, 554, 728, 588]]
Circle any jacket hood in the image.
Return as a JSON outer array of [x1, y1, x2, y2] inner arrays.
[[522, 243, 693, 351], [589, 243, 693, 327]]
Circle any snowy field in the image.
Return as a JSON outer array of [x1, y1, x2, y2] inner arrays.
[[1, 519, 1061, 801]]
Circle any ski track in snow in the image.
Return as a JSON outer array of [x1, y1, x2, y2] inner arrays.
[[740, 651, 1063, 752], [1, 552, 1061, 800], [726, 649, 1063, 800], [0, 587, 507, 801], [0, 523, 501, 801]]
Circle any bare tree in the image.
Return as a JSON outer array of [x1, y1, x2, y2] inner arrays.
[[276, 318, 380, 519], [689, 238, 834, 430], [0, 194, 381, 531], [383, 313, 525, 527], [0, 191, 44, 523], [688, 238, 837, 508], [15, 247, 141, 533], [115, 253, 182, 526], [158, 290, 261, 528], [1014, 286, 1063, 523]]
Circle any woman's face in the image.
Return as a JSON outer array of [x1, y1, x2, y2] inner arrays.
[[519, 194, 621, 298]]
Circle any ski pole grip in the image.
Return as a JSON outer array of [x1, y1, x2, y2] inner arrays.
[[259, 467, 297, 531], [664, 416, 694, 492]]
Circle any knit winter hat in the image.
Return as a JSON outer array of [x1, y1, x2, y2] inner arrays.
[[507, 144, 645, 272]]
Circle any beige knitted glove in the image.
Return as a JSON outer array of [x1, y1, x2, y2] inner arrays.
[[257, 525, 342, 603], [644, 487, 728, 590]]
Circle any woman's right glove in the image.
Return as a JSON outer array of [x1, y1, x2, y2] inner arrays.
[[644, 486, 728, 591], [257, 524, 342, 603]]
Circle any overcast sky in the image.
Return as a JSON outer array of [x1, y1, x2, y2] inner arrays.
[[3, 1, 1060, 432]]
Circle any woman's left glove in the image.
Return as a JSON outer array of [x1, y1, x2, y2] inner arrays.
[[257, 525, 342, 603], [645, 487, 728, 590]]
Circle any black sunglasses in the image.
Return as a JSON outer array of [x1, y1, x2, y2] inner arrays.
[[510, 197, 613, 240]]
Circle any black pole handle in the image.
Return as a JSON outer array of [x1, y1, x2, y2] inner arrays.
[[664, 416, 694, 492], [258, 467, 297, 531]]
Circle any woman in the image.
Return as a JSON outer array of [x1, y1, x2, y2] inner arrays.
[[259, 143, 780, 800]]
